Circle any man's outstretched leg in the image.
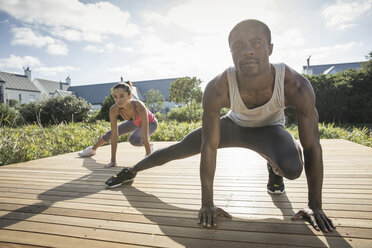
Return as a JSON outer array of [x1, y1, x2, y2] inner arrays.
[[105, 127, 203, 188]]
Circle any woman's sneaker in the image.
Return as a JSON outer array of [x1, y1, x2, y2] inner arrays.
[[267, 163, 285, 195], [78, 146, 96, 157], [105, 167, 137, 188]]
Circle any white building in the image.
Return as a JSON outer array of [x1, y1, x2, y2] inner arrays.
[[0, 68, 42, 105], [33, 76, 71, 99]]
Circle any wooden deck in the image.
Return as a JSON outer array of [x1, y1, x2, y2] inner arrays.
[[0, 139, 371, 247]]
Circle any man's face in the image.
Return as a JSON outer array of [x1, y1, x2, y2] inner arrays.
[[229, 26, 273, 77]]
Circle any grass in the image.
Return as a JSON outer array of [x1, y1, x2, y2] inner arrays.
[[0, 121, 371, 166]]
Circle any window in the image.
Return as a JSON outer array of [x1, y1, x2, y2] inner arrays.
[[19, 94, 22, 102]]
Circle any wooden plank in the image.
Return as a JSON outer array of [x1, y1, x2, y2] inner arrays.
[[1, 188, 371, 212], [1, 182, 372, 207], [1, 180, 372, 201], [0, 230, 146, 248]]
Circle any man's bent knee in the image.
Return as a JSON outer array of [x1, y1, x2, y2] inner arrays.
[[284, 163, 303, 180]]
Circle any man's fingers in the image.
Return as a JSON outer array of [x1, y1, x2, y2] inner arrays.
[[203, 213, 207, 227], [327, 217, 336, 229], [321, 215, 334, 232], [213, 213, 217, 227], [207, 213, 213, 228], [308, 213, 319, 230], [315, 216, 326, 232], [323, 218, 334, 232]]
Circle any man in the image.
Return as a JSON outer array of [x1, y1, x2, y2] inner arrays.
[[105, 19, 335, 232]]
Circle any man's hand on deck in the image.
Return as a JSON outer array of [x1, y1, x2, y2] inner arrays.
[[198, 205, 232, 228], [292, 207, 335, 232]]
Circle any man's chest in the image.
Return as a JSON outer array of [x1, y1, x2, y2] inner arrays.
[[239, 89, 273, 109]]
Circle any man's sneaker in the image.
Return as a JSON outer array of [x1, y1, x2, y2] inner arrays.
[[78, 146, 96, 157], [267, 162, 285, 195], [105, 167, 137, 188]]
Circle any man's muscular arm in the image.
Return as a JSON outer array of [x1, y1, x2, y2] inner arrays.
[[285, 65, 335, 232], [198, 71, 231, 228]]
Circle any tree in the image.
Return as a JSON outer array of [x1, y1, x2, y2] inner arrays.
[[169, 77, 203, 121], [96, 94, 114, 121], [361, 51, 372, 75], [144, 89, 165, 113]]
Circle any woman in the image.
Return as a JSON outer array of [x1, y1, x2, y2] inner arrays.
[[78, 81, 158, 168]]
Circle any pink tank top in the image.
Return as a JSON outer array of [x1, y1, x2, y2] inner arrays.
[[120, 101, 156, 127]]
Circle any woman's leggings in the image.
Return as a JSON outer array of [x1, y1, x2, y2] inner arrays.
[[133, 116, 303, 180], [102, 120, 158, 146]]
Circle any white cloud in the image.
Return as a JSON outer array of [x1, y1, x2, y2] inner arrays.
[[322, 0, 372, 29], [46, 43, 68, 55], [142, 0, 280, 35], [117, 46, 134, 53], [274, 29, 305, 48], [11, 27, 68, 55], [50, 29, 84, 42], [108, 31, 231, 83], [142, 11, 170, 25], [84, 43, 132, 53], [84, 45, 105, 53], [105, 42, 116, 50], [34, 65, 79, 76], [0, 54, 42, 69], [0, 0, 139, 42], [11, 27, 55, 47]]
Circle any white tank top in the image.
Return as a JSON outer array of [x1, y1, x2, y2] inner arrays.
[[226, 63, 286, 127]]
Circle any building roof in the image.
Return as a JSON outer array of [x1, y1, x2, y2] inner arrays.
[[54, 90, 72, 97], [68, 82, 116, 105], [35, 78, 69, 94], [68, 78, 178, 105], [302, 62, 362, 75], [134, 78, 178, 101], [0, 71, 40, 92]]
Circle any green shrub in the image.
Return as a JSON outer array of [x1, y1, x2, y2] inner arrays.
[[154, 112, 166, 122], [167, 104, 202, 122], [286, 123, 372, 147], [306, 69, 372, 123], [0, 103, 22, 127], [0, 121, 110, 165], [18, 95, 91, 125], [18, 102, 43, 124], [41, 95, 91, 124], [150, 120, 201, 141]]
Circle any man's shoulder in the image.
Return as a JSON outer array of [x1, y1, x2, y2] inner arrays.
[[281, 63, 315, 108], [205, 69, 229, 93], [203, 69, 230, 109]]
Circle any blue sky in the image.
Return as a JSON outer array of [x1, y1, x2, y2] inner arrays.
[[0, 0, 371, 87]]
